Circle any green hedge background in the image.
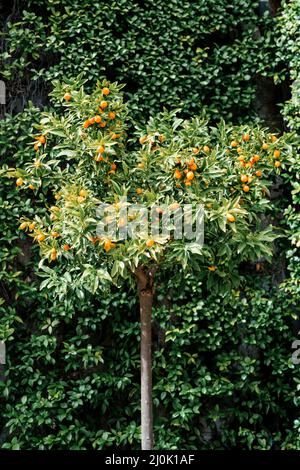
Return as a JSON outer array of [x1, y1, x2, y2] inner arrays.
[[0, 0, 300, 449]]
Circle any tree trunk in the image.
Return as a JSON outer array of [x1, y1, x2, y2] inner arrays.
[[135, 266, 156, 450]]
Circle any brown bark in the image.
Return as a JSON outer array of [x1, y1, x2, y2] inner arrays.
[[135, 265, 156, 450]]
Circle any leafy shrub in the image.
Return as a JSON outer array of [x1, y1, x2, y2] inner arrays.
[[1, 0, 300, 451], [1, 0, 276, 122]]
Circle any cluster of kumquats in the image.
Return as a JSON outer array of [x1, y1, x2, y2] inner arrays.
[[228, 132, 282, 193], [15, 81, 286, 264], [132, 126, 285, 236], [137, 129, 283, 194], [18, 192, 156, 258], [137, 133, 210, 188], [77, 85, 123, 169], [15, 85, 124, 191], [15, 83, 128, 259], [19, 190, 95, 260], [172, 146, 211, 187], [80, 87, 119, 136]]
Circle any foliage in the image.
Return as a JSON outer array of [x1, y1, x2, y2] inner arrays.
[[1, 0, 277, 122], [0, 0, 300, 451], [1, 273, 299, 450], [14, 79, 288, 294], [276, 0, 300, 132], [0, 104, 44, 345]]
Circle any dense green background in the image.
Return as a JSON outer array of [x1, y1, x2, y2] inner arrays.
[[0, 0, 300, 449], [1, 0, 278, 122]]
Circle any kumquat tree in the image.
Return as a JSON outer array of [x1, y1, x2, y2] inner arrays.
[[11, 77, 292, 450]]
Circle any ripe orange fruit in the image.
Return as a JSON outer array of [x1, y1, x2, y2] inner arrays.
[[51, 231, 60, 238], [102, 87, 110, 95], [29, 222, 35, 231], [95, 115, 102, 123], [104, 240, 115, 252], [108, 111, 116, 120], [203, 145, 210, 153], [242, 134, 250, 142], [174, 169, 182, 179], [208, 265, 217, 271], [237, 155, 245, 162], [273, 150, 281, 159], [100, 101, 108, 109], [253, 155, 260, 163], [231, 140, 238, 147], [29, 184, 35, 190], [37, 233, 45, 242], [274, 161, 281, 168], [89, 117, 95, 125], [237, 147, 242, 154], [63, 244, 71, 251], [100, 122, 107, 128], [79, 189, 87, 197], [34, 143, 39, 151], [255, 170, 262, 177], [158, 134, 165, 143], [63, 93, 71, 101], [139, 135, 148, 145], [111, 163, 117, 171], [271, 135, 278, 142], [188, 158, 197, 170], [16, 177, 24, 186], [97, 145, 105, 154], [186, 171, 195, 181], [50, 248, 57, 261], [240, 174, 248, 183], [138, 162, 145, 169], [146, 239, 155, 247], [262, 143, 269, 150], [242, 185, 250, 192], [136, 188, 143, 195], [226, 213, 235, 223], [95, 155, 104, 162], [83, 120, 90, 128], [77, 196, 85, 203], [184, 180, 192, 186], [19, 222, 27, 230], [111, 133, 120, 139], [192, 147, 199, 154], [245, 162, 253, 168], [38, 135, 46, 144]]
